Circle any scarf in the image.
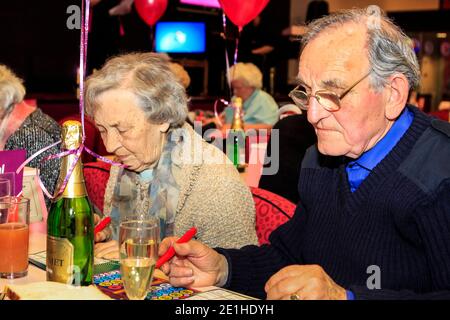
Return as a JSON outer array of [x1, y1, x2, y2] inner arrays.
[[109, 128, 187, 240]]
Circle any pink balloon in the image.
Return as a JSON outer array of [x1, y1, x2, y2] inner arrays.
[[219, 0, 270, 31], [134, 0, 168, 27]]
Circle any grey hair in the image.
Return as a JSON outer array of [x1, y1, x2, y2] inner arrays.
[[301, 7, 420, 91], [228, 62, 263, 89], [0, 64, 26, 113], [85, 52, 188, 129]]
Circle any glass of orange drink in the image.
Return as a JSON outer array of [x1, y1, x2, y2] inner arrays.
[[0, 197, 30, 279]]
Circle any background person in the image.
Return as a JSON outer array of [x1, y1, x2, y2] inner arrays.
[[0, 64, 61, 207], [223, 62, 279, 127]]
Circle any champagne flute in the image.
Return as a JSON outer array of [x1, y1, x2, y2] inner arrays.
[[119, 217, 159, 300]]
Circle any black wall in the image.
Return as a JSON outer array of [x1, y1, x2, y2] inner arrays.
[[0, 0, 291, 97], [0, 0, 80, 93]]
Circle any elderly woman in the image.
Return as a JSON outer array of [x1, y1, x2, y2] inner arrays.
[[85, 53, 258, 259], [224, 62, 279, 126], [0, 65, 60, 206]]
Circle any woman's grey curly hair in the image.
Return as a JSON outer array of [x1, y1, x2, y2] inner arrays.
[[85, 52, 188, 129], [0, 64, 26, 115], [228, 62, 263, 89], [301, 7, 420, 91]]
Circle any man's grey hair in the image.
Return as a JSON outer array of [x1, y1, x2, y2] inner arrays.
[[85, 52, 188, 129], [228, 62, 263, 89], [301, 7, 420, 91], [0, 64, 26, 114]]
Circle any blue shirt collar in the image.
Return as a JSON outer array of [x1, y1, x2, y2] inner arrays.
[[138, 168, 154, 182], [243, 89, 260, 110], [349, 108, 414, 171]]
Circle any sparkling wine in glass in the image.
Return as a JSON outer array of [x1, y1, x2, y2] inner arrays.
[[119, 218, 159, 300]]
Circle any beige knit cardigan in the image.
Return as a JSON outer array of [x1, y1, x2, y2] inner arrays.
[[103, 124, 258, 249]]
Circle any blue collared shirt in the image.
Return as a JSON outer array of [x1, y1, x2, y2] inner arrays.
[[346, 108, 414, 193]]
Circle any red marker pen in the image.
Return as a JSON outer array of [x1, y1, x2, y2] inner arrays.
[[156, 227, 197, 269], [94, 216, 111, 236]]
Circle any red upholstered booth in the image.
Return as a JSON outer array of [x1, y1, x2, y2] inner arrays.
[[83, 161, 111, 213], [250, 187, 295, 245], [429, 110, 450, 122], [83, 162, 296, 245]]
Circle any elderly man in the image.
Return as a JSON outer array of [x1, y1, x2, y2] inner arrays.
[[159, 8, 450, 300]]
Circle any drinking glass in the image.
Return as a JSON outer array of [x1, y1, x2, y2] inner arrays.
[[0, 178, 10, 203], [0, 178, 11, 224], [119, 217, 159, 300], [0, 197, 30, 279]]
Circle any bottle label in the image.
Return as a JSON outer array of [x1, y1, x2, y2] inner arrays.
[[46, 235, 74, 284]]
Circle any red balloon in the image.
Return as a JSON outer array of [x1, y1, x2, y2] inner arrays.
[[219, 0, 270, 31], [134, 0, 168, 27]]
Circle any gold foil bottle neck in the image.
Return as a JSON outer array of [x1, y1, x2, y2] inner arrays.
[[231, 97, 244, 131], [54, 120, 87, 199], [61, 120, 83, 150], [233, 97, 242, 108]]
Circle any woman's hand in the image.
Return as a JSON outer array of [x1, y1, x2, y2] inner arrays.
[[158, 237, 229, 288], [94, 240, 119, 260], [264, 265, 347, 300], [93, 214, 112, 243]]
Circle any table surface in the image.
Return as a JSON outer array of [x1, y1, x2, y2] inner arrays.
[[0, 142, 268, 298], [0, 232, 221, 299]]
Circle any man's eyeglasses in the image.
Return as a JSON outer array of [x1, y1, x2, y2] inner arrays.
[[288, 71, 372, 112]]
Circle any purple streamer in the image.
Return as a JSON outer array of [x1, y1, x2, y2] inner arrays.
[[233, 34, 240, 66], [214, 98, 230, 128], [84, 146, 127, 168], [222, 12, 232, 96], [79, 0, 87, 139], [15, 140, 61, 176]]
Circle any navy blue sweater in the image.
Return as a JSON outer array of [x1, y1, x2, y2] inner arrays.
[[218, 106, 450, 299]]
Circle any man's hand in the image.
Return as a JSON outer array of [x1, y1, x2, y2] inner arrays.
[[158, 237, 228, 288], [94, 240, 119, 260], [265, 265, 347, 300]]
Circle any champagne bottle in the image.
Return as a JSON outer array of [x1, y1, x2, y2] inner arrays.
[[228, 97, 246, 172], [46, 120, 94, 286]]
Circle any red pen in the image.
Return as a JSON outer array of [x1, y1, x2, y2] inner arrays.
[[94, 216, 112, 236], [156, 227, 197, 269]]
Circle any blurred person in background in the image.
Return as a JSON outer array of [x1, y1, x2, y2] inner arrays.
[[0, 64, 61, 207], [169, 61, 191, 91], [238, 14, 277, 91], [224, 62, 278, 126]]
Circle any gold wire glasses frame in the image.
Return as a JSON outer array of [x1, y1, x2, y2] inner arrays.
[[288, 71, 372, 112]]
